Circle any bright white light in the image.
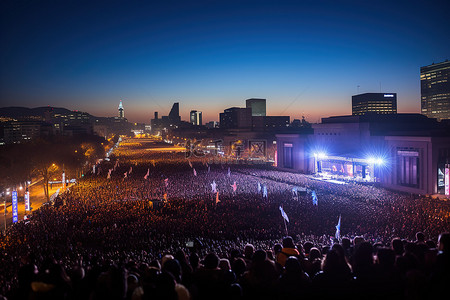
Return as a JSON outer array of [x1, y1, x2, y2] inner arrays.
[[367, 157, 384, 165], [318, 152, 327, 159]]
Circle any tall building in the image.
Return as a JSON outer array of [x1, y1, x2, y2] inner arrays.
[[150, 102, 182, 134], [190, 110, 202, 126], [352, 93, 397, 116], [246, 98, 266, 116], [168, 102, 181, 123], [421, 60, 450, 121], [219, 107, 252, 129], [118, 100, 124, 119]]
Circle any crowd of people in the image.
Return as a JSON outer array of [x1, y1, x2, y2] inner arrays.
[[0, 137, 449, 299]]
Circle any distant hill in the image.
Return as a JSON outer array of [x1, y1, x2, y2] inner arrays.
[[0, 106, 96, 119]]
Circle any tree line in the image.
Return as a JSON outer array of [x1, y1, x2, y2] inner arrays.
[[0, 134, 108, 201]]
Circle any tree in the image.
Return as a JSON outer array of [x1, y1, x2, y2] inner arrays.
[[0, 134, 106, 202], [0, 143, 32, 191], [28, 135, 105, 201]]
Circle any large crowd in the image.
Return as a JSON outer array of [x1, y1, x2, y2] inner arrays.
[[0, 138, 449, 299]]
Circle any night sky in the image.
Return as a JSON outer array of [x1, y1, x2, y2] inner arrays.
[[1, 0, 449, 123]]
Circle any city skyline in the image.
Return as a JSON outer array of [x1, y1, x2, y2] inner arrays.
[[1, 0, 449, 123]]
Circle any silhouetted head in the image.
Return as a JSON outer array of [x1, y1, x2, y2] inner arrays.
[[416, 232, 425, 243], [204, 253, 219, 270], [282, 236, 295, 249], [285, 257, 302, 274], [244, 244, 255, 259], [391, 238, 404, 256]]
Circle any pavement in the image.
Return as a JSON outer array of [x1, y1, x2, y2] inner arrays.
[[1, 180, 65, 232]]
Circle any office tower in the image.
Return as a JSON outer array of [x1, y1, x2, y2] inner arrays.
[[352, 93, 397, 116], [219, 107, 252, 129], [246, 98, 266, 116], [168, 102, 181, 123], [190, 110, 202, 126], [118, 100, 124, 119], [421, 60, 450, 120]]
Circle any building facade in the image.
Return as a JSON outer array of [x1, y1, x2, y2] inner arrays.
[[352, 93, 397, 116], [190, 110, 203, 126], [219, 107, 252, 129], [246, 98, 266, 116], [421, 60, 450, 121], [276, 114, 450, 196]]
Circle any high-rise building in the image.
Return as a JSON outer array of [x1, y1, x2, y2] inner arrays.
[[168, 102, 181, 123], [352, 93, 397, 116], [219, 107, 252, 129], [246, 98, 266, 116], [190, 110, 202, 126], [118, 100, 124, 119], [421, 60, 450, 121]]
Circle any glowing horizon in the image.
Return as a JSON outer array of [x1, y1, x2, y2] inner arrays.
[[0, 0, 447, 123]]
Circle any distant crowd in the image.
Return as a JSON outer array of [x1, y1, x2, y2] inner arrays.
[[0, 140, 449, 299]]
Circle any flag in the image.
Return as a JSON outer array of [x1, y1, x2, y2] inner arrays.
[[231, 181, 237, 192], [279, 206, 289, 223], [124, 172, 127, 178], [144, 168, 149, 180], [335, 215, 341, 240], [193, 168, 197, 176], [164, 193, 167, 201], [188, 160, 193, 168], [107, 169, 111, 179], [208, 165, 210, 173], [257, 182, 261, 193], [263, 185, 268, 198], [211, 180, 217, 193], [312, 190, 318, 206], [129, 167, 132, 174], [227, 167, 231, 177], [164, 178, 169, 187], [216, 191, 220, 204], [93, 165, 96, 174]]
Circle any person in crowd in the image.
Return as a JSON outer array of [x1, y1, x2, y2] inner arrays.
[[276, 236, 300, 267]]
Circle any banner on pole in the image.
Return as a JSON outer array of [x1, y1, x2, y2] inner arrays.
[[12, 191, 18, 223], [25, 190, 30, 211], [279, 206, 289, 223]]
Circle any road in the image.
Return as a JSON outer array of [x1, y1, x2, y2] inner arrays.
[[1, 180, 65, 232]]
